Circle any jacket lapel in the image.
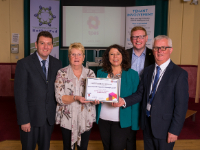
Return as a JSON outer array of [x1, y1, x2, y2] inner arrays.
[[32, 52, 47, 82], [146, 64, 155, 100], [47, 56, 52, 83], [144, 48, 153, 67], [154, 61, 174, 97]]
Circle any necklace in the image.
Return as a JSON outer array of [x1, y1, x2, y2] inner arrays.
[[110, 71, 122, 79]]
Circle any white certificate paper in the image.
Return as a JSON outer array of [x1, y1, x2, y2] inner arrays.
[[85, 78, 119, 102]]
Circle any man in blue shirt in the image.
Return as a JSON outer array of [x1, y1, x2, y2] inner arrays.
[[126, 26, 155, 150]]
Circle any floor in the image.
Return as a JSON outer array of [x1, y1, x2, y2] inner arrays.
[[0, 140, 200, 150]]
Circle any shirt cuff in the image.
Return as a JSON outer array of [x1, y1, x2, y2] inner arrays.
[[122, 98, 126, 108]]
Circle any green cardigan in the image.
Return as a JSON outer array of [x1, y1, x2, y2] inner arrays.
[[96, 69, 140, 130]]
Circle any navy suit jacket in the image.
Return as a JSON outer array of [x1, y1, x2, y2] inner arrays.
[[126, 47, 155, 68], [14, 51, 62, 127], [124, 61, 189, 139]]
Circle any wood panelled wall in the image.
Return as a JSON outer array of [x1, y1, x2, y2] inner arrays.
[[0, 0, 199, 65], [0, 64, 16, 96], [0, 0, 200, 97], [0, 0, 24, 63], [168, 0, 200, 65]]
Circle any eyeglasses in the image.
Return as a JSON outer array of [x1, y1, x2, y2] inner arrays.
[[131, 35, 146, 40], [152, 46, 172, 51], [70, 53, 83, 57]]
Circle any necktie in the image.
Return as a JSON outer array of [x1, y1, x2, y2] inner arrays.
[[146, 66, 161, 116], [41, 60, 46, 78]]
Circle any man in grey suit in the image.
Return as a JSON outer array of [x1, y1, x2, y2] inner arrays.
[[126, 26, 155, 150], [14, 31, 62, 150], [114, 35, 188, 150]]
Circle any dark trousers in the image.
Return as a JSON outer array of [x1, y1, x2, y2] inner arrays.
[[126, 130, 137, 150], [20, 120, 54, 150], [98, 118, 131, 150], [143, 116, 175, 150], [61, 127, 91, 150]]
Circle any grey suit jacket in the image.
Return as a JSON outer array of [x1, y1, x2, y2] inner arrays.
[[14, 51, 62, 127], [124, 61, 189, 139]]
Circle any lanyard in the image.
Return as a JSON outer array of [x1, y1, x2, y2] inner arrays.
[[148, 67, 166, 101]]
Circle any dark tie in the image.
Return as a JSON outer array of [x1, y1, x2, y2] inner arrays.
[[146, 66, 161, 117], [41, 60, 46, 78]]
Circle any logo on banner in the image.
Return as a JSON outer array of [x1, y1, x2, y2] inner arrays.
[[87, 16, 100, 29], [34, 5, 56, 26]]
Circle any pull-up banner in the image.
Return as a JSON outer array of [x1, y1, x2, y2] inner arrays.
[[125, 6, 155, 49], [30, 0, 60, 59]]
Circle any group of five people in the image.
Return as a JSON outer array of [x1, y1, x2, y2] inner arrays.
[[14, 26, 188, 150]]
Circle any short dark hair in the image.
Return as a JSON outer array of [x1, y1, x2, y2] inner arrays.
[[102, 44, 131, 74], [36, 31, 53, 44]]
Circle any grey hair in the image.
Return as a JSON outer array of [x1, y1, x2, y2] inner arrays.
[[152, 35, 172, 47]]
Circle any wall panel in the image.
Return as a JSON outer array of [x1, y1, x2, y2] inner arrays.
[[168, 0, 183, 64], [181, 3, 195, 65], [0, 0, 10, 62], [10, 0, 24, 62], [0, 0, 24, 63]]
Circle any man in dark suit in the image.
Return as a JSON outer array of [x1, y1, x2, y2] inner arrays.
[[14, 31, 62, 150], [126, 26, 155, 150], [115, 35, 188, 150]]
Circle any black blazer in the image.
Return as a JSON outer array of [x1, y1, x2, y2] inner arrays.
[[14, 52, 62, 127], [124, 61, 189, 139], [126, 47, 155, 68]]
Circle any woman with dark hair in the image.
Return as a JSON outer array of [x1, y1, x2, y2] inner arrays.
[[96, 44, 140, 150]]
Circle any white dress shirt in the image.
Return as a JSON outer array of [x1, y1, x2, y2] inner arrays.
[[149, 58, 171, 94]]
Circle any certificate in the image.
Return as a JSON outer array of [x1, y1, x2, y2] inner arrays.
[[85, 78, 119, 102]]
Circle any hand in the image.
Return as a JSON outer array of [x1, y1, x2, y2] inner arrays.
[[91, 100, 101, 105], [76, 96, 91, 103], [167, 132, 178, 143], [21, 123, 31, 132], [112, 97, 125, 107]]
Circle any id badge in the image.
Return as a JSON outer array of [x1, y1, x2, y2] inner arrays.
[[147, 103, 151, 111]]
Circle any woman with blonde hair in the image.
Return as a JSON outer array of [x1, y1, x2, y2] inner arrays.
[[55, 43, 96, 150]]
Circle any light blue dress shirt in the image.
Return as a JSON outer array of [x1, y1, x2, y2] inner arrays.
[[131, 48, 146, 79], [36, 52, 49, 79]]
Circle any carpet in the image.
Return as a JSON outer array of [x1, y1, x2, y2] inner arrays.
[[0, 97, 199, 141]]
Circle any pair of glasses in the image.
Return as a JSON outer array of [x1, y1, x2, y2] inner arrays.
[[70, 53, 83, 57], [131, 35, 146, 40], [152, 46, 172, 51]]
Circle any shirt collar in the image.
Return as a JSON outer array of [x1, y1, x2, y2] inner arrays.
[[36, 51, 49, 64], [132, 47, 146, 56], [155, 58, 171, 71], [67, 65, 87, 80]]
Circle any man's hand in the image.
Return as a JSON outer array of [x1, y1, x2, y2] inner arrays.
[[21, 123, 31, 132], [112, 97, 125, 107], [167, 132, 178, 143]]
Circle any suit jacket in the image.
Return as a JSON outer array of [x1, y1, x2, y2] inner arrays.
[[126, 47, 155, 68], [14, 51, 62, 127], [96, 69, 140, 129], [124, 61, 189, 139]]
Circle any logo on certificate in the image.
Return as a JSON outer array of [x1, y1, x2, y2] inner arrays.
[[106, 92, 117, 101], [88, 93, 91, 97]]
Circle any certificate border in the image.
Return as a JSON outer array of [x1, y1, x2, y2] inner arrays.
[[85, 77, 119, 103]]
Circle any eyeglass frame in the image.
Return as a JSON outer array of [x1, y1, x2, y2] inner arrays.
[[131, 35, 146, 40], [70, 53, 83, 57], [152, 46, 172, 51]]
